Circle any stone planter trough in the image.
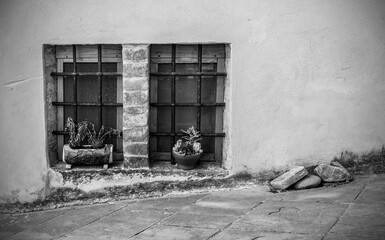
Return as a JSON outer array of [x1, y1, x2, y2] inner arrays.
[[62, 144, 113, 169]]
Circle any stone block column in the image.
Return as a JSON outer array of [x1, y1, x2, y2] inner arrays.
[[43, 45, 58, 166], [122, 44, 150, 168]]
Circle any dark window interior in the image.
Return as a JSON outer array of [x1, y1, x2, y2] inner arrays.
[[63, 63, 118, 147], [51, 45, 123, 162], [150, 44, 226, 164]]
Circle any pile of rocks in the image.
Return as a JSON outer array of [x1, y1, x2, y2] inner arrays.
[[269, 160, 352, 191]]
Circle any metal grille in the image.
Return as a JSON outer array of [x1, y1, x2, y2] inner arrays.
[[150, 44, 226, 164], [51, 44, 122, 136]]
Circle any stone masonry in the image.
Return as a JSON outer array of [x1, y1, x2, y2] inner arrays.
[[122, 44, 150, 168], [43, 45, 58, 165]]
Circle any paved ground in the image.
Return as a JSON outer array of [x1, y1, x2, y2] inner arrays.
[[0, 174, 384, 240]]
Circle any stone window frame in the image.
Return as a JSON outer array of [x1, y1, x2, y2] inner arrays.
[[44, 44, 232, 169]]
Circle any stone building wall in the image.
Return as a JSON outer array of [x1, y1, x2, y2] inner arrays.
[[1, 0, 385, 202]]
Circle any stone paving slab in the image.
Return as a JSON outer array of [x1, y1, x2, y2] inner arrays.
[[354, 182, 385, 205], [131, 225, 217, 240], [182, 187, 271, 216], [6, 203, 127, 240], [229, 200, 347, 236], [0, 209, 68, 239], [58, 211, 172, 240], [326, 203, 385, 236], [161, 211, 239, 229], [127, 194, 206, 213], [210, 229, 322, 240], [208, 186, 273, 201], [323, 230, 385, 240]]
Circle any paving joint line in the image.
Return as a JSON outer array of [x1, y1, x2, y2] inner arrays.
[[5, 210, 68, 238], [5, 206, 82, 237], [128, 193, 209, 239], [206, 196, 270, 240], [320, 183, 367, 240], [57, 204, 130, 239]]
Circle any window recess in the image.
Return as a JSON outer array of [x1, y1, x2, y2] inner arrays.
[[150, 44, 226, 164], [51, 44, 123, 161]]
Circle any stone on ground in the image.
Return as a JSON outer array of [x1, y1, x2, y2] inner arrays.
[[314, 162, 352, 182], [270, 166, 308, 190], [292, 174, 322, 190]]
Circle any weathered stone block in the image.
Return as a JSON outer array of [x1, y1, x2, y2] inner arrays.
[[123, 77, 149, 91], [123, 90, 148, 106], [123, 46, 148, 62], [270, 166, 308, 190], [123, 62, 148, 78], [124, 106, 148, 115], [293, 174, 322, 190], [44, 45, 56, 67], [314, 163, 352, 182], [123, 127, 148, 142], [124, 156, 149, 168], [123, 110, 148, 128], [124, 143, 148, 155]]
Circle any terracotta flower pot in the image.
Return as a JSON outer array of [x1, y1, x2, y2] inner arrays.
[[172, 150, 202, 170]]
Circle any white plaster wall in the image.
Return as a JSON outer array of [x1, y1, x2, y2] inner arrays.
[[1, 0, 385, 202]]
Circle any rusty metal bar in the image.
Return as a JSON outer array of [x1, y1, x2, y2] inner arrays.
[[171, 44, 176, 165], [197, 44, 202, 131], [72, 45, 78, 123], [150, 103, 225, 107], [52, 131, 69, 135], [150, 72, 226, 76], [53, 130, 123, 137], [52, 102, 123, 107], [98, 44, 103, 128], [51, 72, 122, 77], [150, 132, 225, 137], [150, 157, 218, 163]]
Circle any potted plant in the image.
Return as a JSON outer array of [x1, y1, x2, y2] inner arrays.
[[62, 117, 122, 169], [172, 126, 203, 170]]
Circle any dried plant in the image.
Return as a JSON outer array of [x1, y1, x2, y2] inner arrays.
[[65, 117, 122, 149]]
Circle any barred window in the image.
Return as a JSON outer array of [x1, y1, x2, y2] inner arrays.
[[150, 44, 226, 164], [51, 45, 123, 161]]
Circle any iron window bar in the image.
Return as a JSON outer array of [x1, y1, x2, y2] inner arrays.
[[98, 45, 103, 128], [150, 72, 226, 76], [150, 103, 225, 107], [53, 130, 123, 137], [52, 131, 70, 135], [151, 132, 225, 137], [51, 72, 122, 77], [170, 44, 177, 164], [197, 44, 202, 131], [72, 45, 78, 123], [52, 102, 123, 107]]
